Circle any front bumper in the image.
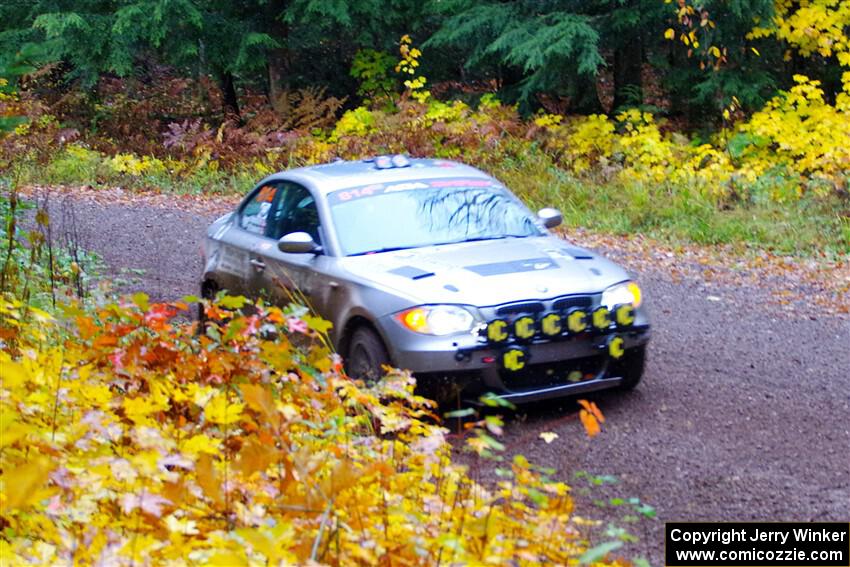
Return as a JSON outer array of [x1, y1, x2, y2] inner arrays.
[[377, 307, 650, 402]]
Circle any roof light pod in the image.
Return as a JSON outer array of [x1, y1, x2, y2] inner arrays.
[[372, 154, 411, 170], [391, 154, 410, 168]]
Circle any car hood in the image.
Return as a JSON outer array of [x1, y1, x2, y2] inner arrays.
[[339, 236, 631, 308]]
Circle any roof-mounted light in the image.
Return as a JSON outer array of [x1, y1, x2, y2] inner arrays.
[[391, 154, 410, 168], [371, 154, 411, 170]]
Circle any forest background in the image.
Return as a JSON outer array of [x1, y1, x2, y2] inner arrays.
[[1, 0, 849, 253]]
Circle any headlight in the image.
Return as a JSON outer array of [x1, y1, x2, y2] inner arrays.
[[601, 281, 643, 309], [396, 305, 476, 336]]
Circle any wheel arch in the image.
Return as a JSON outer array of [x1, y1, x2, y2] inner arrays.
[[338, 315, 393, 364]]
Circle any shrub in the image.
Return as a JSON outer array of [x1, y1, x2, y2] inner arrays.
[[0, 295, 622, 565], [44, 144, 106, 184]]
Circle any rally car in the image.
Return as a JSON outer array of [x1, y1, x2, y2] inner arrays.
[[201, 156, 650, 403]]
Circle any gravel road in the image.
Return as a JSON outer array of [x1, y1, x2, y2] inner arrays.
[[32, 188, 850, 564]]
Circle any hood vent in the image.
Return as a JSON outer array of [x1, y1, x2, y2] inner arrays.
[[389, 265, 435, 280]]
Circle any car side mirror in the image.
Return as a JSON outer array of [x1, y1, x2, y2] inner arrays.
[[278, 232, 320, 254], [537, 207, 563, 229]]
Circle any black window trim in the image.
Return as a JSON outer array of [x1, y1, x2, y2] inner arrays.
[[236, 181, 286, 239]]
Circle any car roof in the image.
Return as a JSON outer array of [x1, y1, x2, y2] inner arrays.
[[262, 157, 493, 194]]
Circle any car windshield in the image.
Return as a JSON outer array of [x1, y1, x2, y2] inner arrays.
[[329, 179, 543, 256]]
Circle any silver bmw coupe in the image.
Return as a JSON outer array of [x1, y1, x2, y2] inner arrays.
[[202, 156, 650, 403]]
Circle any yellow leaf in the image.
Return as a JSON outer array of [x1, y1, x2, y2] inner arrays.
[[1, 456, 53, 510], [205, 392, 244, 425], [182, 434, 221, 456], [236, 529, 277, 561], [303, 314, 332, 336], [0, 357, 29, 388], [0, 419, 29, 448], [27, 306, 54, 323], [123, 396, 167, 425], [539, 432, 559, 444], [205, 550, 248, 567], [664, 28, 675, 40]]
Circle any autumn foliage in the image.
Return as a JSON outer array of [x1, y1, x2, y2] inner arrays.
[[0, 295, 619, 565]]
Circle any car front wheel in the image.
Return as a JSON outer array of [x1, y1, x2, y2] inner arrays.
[[346, 326, 389, 385]]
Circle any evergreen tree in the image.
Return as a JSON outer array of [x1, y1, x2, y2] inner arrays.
[[427, 0, 606, 111]]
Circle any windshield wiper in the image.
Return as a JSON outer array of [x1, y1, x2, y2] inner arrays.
[[349, 246, 418, 256], [433, 234, 532, 246]]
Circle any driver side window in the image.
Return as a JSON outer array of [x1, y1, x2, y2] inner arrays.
[[268, 183, 321, 245], [240, 183, 279, 235]]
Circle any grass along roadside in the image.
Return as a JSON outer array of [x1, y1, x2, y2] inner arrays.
[[12, 152, 850, 258], [490, 157, 850, 259]]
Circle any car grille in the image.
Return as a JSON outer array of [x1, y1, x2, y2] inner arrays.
[[498, 354, 606, 391], [552, 295, 593, 311], [494, 294, 594, 317], [496, 301, 545, 315]]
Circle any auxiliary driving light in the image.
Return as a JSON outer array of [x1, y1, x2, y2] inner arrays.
[[607, 335, 625, 359], [540, 312, 563, 338], [501, 346, 528, 372], [614, 303, 635, 327], [486, 318, 510, 343], [592, 306, 612, 331], [566, 308, 588, 334], [512, 315, 537, 342]]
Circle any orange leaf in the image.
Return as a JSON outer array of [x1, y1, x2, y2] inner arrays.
[[161, 481, 188, 508], [75, 315, 98, 340], [235, 439, 277, 477], [578, 399, 605, 423], [240, 384, 276, 420], [196, 454, 223, 505], [93, 334, 117, 348], [579, 410, 601, 438], [258, 429, 276, 446]]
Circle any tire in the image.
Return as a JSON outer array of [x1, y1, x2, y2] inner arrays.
[[197, 280, 217, 335], [614, 345, 646, 390], [346, 326, 390, 385]]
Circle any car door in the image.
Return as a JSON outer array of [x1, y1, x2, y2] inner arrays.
[[248, 182, 331, 314], [211, 182, 283, 297]]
